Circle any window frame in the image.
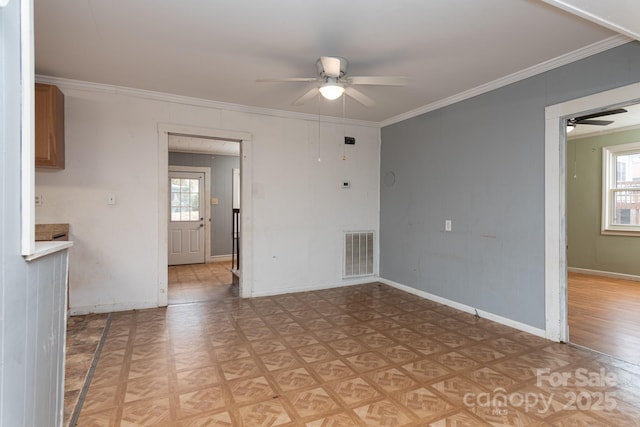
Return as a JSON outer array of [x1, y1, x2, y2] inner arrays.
[[601, 140, 640, 235]]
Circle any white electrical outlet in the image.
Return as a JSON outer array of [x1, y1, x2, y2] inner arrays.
[[35, 195, 43, 206], [445, 220, 452, 231]]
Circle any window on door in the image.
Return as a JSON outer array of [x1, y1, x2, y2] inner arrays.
[[170, 178, 201, 221], [602, 141, 640, 234]]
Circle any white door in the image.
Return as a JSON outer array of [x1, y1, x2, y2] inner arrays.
[[168, 171, 205, 265]]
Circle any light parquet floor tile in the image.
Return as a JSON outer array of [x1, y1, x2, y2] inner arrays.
[[272, 367, 319, 392], [73, 280, 640, 426], [120, 396, 172, 426], [180, 411, 234, 427], [287, 386, 341, 419], [353, 398, 415, 426], [177, 385, 227, 419], [176, 366, 221, 392], [305, 411, 363, 427], [394, 386, 453, 420], [237, 399, 293, 426], [329, 377, 381, 406]]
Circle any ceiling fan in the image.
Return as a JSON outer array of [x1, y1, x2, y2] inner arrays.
[[566, 108, 628, 132], [257, 56, 407, 107]]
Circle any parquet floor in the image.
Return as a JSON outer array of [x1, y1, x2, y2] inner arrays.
[[568, 272, 640, 365], [74, 282, 640, 426], [64, 313, 109, 426]]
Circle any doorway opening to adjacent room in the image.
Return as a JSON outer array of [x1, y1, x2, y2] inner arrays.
[[157, 125, 253, 305], [545, 82, 640, 366], [565, 101, 640, 365], [167, 143, 239, 304]]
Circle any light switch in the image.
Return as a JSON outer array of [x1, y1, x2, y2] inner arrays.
[[107, 193, 116, 205], [445, 220, 452, 231], [211, 198, 219, 205]]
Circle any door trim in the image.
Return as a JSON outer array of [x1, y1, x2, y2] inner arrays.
[[544, 81, 640, 342], [168, 166, 211, 263], [157, 124, 253, 306]]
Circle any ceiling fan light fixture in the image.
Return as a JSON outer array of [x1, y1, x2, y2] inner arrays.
[[319, 82, 345, 100]]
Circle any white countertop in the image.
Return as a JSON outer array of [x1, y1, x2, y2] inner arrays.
[[25, 241, 73, 261]]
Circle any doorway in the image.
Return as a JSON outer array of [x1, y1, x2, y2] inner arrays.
[[157, 124, 253, 306], [167, 143, 240, 303], [565, 103, 640, 364], [167, 149, 240, 304], [544, 82, 640, 359]]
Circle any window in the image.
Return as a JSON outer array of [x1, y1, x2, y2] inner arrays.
[[602, 141, 640, 234], [170, 178, 200, 221]]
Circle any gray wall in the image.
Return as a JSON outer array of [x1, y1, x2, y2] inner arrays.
[[380, 41, 640, 330], [567, 128, 640, 275], [1, 2, 68, 425], [169, 152, 240, 256]]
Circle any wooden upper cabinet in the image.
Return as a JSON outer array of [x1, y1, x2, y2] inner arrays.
[[35, 83, 65, 169]]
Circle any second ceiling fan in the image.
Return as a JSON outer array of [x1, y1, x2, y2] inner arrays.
[[567, 108, 628, 131], [257, 56, 407, 107]]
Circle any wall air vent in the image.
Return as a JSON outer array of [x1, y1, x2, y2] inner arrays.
[[344, 231, 374, 278]]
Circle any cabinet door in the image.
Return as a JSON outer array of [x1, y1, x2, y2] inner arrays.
[[35, 83, 65, 169]]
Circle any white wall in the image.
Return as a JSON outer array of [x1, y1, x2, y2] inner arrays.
[[35, 82, 380, 312]]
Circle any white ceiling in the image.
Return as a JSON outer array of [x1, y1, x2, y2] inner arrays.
[[34, 0, 623, 122], [168, 134, 240, 156]]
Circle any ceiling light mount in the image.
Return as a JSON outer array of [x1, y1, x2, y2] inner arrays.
[[566, 122, 576, 133]]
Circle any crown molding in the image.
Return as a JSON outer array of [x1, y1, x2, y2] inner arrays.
[[34, 75, 381, 129], [380, 35, 632, 128], [541, 0, 640, 41]]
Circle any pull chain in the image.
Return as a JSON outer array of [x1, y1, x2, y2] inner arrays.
[[342, 94, 347, 161], [317, 92, 322, 162]]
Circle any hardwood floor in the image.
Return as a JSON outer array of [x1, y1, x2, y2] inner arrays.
[[568, 272, 640, 365], [168, 261, 237, 304]]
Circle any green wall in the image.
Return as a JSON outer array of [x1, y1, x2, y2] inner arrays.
[[567, 128, 640, 276]]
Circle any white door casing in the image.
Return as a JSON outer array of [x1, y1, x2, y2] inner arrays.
[[168, 171, 205, 265]]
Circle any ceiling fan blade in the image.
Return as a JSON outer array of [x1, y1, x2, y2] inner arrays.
[[345, 87, 375, 107], [574, 119, 613, 126], [292, 88, 319, 106], [257, 77, 318, 83], [348, 76, 408, 86], [320, 56, 342, 78], [573, 108, 627, 122]]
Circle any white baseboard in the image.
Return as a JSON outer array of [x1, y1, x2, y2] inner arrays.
[[378, 277, 547, 339], [69, 301, 158, 316], [250, 276, 378, 298], [568, 267, 640, 282], [208, 255, 233, 263]]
